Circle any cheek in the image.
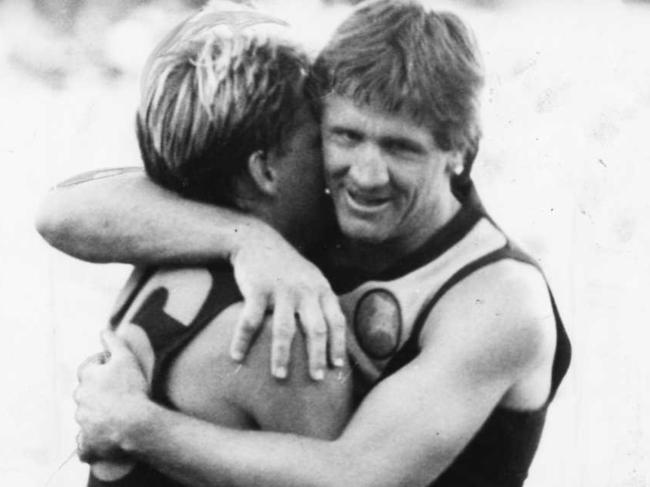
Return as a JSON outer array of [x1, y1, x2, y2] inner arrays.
[[322, 143, 348, 177], [390, 169, 431, 205]]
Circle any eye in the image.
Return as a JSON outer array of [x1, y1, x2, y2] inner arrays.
[[328, 128, 362, 146], [383, 139, 422, 156]]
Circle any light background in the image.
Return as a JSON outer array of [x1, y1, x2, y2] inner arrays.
[[0, 0, 648, 485]]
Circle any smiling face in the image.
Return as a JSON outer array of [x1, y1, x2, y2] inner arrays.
[[322, 95, 462, 255]]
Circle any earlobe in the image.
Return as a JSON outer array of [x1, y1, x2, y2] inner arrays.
[[247, 150, 277, 195], [446, 151, 465, 176]]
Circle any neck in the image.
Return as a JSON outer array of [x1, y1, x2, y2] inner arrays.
[[251, 204, 319, 257]]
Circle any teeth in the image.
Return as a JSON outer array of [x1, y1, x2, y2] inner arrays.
[[347, 190, 388, 208]]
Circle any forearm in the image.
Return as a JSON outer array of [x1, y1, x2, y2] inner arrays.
[[35, 169, 266, 265], [125, 400, 359, 487], [40, 170, 345, 376]]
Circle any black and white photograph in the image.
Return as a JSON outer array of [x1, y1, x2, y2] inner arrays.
[[1, 0, 648, 485]]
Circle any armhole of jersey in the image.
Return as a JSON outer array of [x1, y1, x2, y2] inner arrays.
[[109, 267, 156, 329], [380, 245, 516, 379], [150, 267, 243, 409], [546, 289, 572, 403], [381, 242, 571, 402]]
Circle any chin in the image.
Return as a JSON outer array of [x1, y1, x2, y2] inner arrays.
[[339, 220, 387, 245]]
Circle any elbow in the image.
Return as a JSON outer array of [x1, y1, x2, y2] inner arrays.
[[34, 193, 107, 263], [34, 194, 68, 248]]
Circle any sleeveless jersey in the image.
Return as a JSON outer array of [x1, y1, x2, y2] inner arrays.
[[87, 264, 242, 487], [326, 181, 572, 486]]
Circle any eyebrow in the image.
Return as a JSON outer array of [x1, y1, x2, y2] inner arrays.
[[379, 135, 427, 153], [324, 117, 429, 152], [326, 125, 358, 133]]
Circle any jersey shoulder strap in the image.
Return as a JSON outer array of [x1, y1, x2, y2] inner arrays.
[[381, 241, 571, 398], [109, 267, 157, 328]]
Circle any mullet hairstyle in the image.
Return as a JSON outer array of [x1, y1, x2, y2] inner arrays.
[[311, 0, 484, 184], [136, 6, 311, 206]]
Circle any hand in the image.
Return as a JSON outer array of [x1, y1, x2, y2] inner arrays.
[[229, 225, 346, 381], [74, 330, 149, 462]]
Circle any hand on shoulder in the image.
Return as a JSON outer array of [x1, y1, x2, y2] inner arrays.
[[230, 224, 346, 381]]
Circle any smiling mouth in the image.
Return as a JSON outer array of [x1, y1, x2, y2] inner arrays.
[[344, 189, 391, 212]]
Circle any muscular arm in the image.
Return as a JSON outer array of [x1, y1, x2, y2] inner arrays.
[[77, 261, 555, 487], [35, 168, 262, 265], [36, 168, 346, 378]]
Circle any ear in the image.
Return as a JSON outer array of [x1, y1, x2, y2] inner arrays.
[[445, 150, 465, 177], [246, 150, 279, 196]]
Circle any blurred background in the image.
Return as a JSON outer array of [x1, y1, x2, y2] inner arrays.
[[1, 0, 649, 485]]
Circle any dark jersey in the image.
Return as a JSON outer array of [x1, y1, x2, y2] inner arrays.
[[326, 181, 571, 487], [87, 265, 242, 487]]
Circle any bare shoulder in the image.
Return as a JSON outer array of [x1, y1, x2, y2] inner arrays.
[[235, 315, 354, 438], [168, 302, 244, 398], [169, 303, 353, 438], [422, 259, 556, 379]]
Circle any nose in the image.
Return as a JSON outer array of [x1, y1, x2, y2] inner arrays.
[[348, 144, 389, 190]]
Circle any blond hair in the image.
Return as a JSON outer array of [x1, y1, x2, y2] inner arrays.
[[136, 4, 310, 205]]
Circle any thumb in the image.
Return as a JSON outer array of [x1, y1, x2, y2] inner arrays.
[[100, 329, 130, 358]]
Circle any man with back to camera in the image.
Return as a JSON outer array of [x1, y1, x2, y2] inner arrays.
[[37, 1, 571, 485], [43, 3, 354, 486]]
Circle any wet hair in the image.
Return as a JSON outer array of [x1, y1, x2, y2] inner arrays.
[[136, 4, 311, 206], [311, 0, 484, 182]]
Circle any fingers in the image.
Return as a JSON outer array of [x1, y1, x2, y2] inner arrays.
[[235, 285, 345, 381], [76, 432, 111, 464], [298, 296, 328, 381], [270, 293, 297, 379], [230, 292, 267, 362], [76, 432, 98, 463], [100, 330, 129, 357], [321, 292, 347, 368], [76, 351, 110, 381], [76, 432, 93, 463], [73, 383, 83, 405]]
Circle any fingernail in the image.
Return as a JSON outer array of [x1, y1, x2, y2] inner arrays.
[[231, 351, 244, 362], [313, 369, 325, 381], [275, 366, 287, 379], [333, 358, 344, 368]]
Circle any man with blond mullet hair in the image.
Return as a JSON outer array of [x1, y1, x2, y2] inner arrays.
[[54, 4, 352, 487], [42, 0, 347, 383], [39, 1, 571, 486]]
